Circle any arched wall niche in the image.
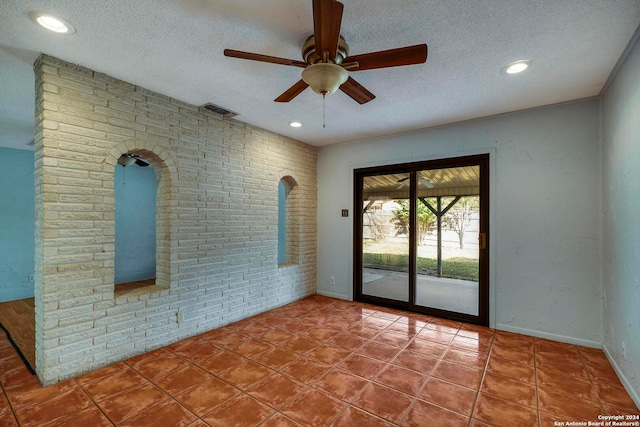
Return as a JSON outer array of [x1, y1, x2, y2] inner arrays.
[[278, 175, 300, 266], [105, 140, 177, 296]]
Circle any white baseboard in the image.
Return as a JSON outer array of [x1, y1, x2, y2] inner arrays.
[[316, 290, 350, 301], [496, 324, 601, 349], [602, 344, 640, 410]]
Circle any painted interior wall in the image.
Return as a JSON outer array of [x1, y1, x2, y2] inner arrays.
[[0, 147, 34, 301], [317, 99, 602, 347], [114, 163, 156, 284], [601, 34, 640, 404]]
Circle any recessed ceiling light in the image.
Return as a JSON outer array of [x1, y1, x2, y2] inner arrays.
[[30, 12, 75, 34], [289, 121, 302, 128], [502, 60, 531, 74]]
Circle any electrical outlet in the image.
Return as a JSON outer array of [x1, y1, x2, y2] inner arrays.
[[27, 275, 34, 282], [330, 276, 336, 285], [622, 342, 626, 361]]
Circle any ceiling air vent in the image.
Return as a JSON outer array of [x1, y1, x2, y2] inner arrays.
[[201, 103, 238, 118]]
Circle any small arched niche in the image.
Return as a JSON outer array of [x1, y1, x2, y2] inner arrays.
[[278, 176, 300, 266]]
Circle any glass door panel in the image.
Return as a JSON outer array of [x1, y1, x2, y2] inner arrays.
[[361, 173, 410, 302], [354, 154, 489, 326], [413, 167, 480, 316]]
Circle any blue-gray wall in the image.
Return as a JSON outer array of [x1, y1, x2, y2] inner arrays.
[[114, 163, 156, 284], [601, 32, 640, 406], [318, 99, 602, 346], [0, 147, 35, 301]]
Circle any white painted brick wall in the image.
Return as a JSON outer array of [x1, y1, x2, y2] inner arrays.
[[33, 55, 318, 385]]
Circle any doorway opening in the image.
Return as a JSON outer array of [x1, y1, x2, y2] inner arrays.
[[354, 154, 489, 326]]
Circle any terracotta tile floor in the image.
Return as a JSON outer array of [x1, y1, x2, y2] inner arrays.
[[0, 295, 638, 426]]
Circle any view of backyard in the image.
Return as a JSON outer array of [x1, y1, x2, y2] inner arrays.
[[363, 197, 480, 282], [358, 164, 484, 317]]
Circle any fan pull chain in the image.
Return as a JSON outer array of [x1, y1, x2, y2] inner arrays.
[[322, 93, 326, 128]]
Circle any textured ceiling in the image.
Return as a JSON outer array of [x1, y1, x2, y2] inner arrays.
[[1, 0, 639, 151]]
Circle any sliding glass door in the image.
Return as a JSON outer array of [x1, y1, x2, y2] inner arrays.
[[354, 154, 489, 325]]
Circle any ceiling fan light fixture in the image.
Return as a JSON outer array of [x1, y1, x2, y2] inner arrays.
[[301, 63, 348, 96], [503, 60, 531, 74]]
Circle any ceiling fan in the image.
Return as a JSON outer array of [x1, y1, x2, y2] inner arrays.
[[117, 154, 150, 184], [117, 153, 150, 167], [223, 0, 428, 105], [397, 175, 434, 189]]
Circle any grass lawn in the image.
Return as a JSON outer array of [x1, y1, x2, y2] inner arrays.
[[363, 253, 478, 281]]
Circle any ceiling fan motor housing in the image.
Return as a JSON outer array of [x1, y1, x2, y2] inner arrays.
[[302, 35, 349, 65]]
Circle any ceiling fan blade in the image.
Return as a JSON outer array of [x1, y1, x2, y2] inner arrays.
[[347, 44, 428, 71], [340, 76, 375, 104], [275, 80, 309, 102], [313, 0, 344, 60], [224, 49, 307, 68]]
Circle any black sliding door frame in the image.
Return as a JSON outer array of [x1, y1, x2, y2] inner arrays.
[[353, 154, 490, 326]]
